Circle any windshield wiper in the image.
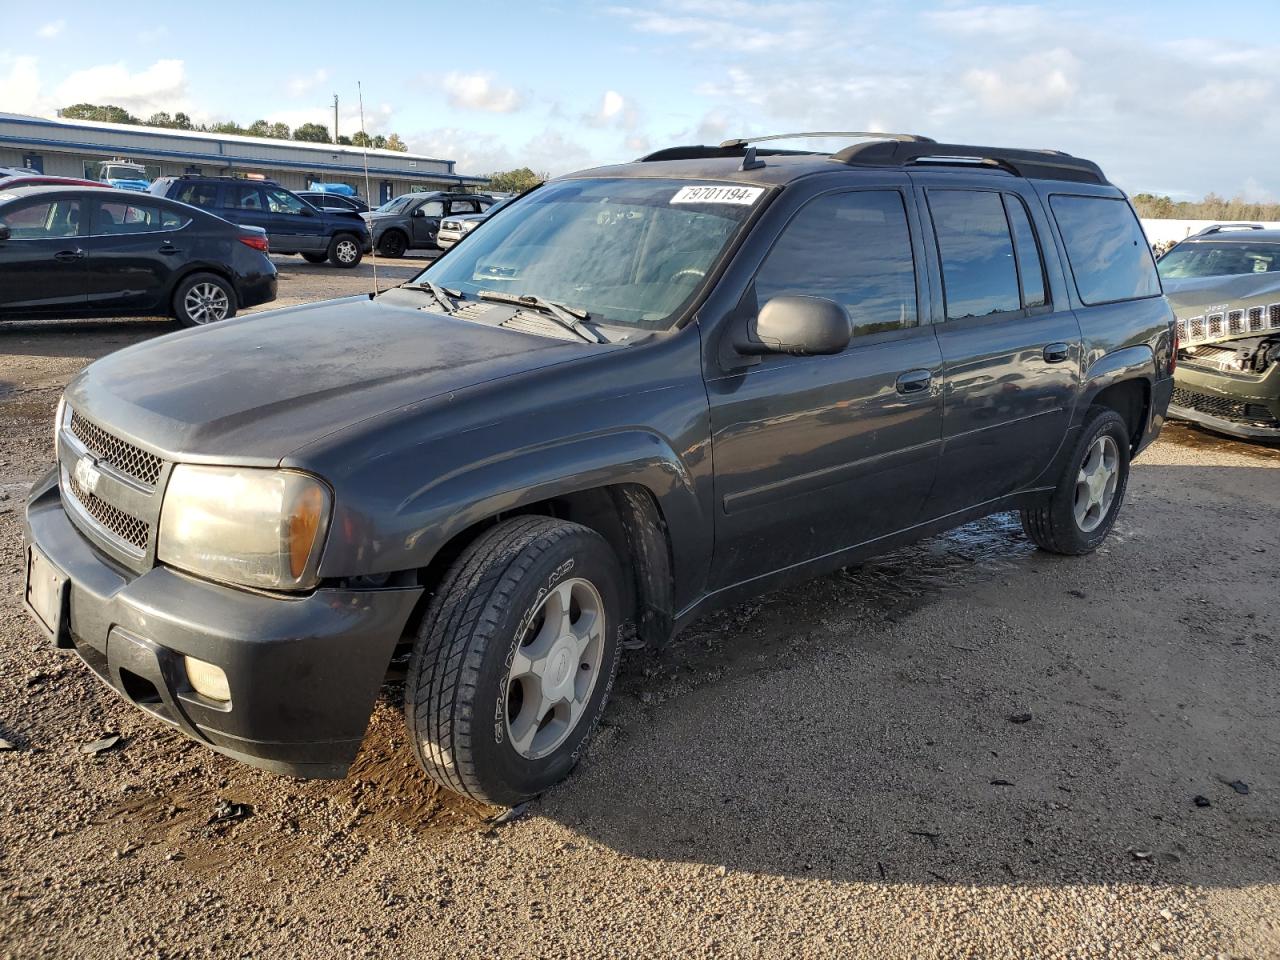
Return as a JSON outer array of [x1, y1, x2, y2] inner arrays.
[[477, 290, 606, 343], [401, 280, 462, 313]]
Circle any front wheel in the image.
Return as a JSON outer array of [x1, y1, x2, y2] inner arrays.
[[173, 273, 236, 327], [328, 234, 363, 268], [377, 231, 408, 258], [1020, 406, 1131, 555], [404, 517, 624, 806]]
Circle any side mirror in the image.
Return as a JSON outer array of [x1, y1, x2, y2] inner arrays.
[[412, 208, 426, 218], [0, 223, 9, 241], [300, 206, 316, 217], [735, 295, 851, 357]]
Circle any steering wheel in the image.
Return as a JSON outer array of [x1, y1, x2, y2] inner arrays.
[[671, 267, 706, 282]]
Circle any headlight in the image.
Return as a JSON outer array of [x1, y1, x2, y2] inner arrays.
[[158, 465, 331, 590]]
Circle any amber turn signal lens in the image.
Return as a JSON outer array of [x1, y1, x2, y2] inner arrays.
[[288, 483, 326, 579]]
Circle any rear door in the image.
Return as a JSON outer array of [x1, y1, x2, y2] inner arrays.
[[0, 194, 90, 316], [222, 183, 273, 242], [912, 174, 1082, 517], [82, 196, 192, 313], [409, 197, 445, 246], [706, 180, 944, 588]]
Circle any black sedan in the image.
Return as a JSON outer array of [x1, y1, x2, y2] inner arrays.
[[0, 185, 277, 327]]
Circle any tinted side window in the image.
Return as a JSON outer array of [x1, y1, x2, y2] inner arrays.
[[929, 190, 1019, 320], [174, 182, 220, 209], [1003, 195, 1047, 308], [3, 199, 81, 238], [755, 190, 918, 337], [95, 201, 183, 233], [1050, 195, 1160, 304], [227, 186, 264, 211]]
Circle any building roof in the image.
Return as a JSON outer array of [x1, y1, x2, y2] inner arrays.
[[0, 112, 487, 185]]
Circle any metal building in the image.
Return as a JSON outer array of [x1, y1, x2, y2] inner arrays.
[[0, 112, 486, 204]]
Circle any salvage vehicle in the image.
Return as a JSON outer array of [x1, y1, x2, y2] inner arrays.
[[98, 159, 150, 192], [1156, 224, 1280, 440], [150, 175, 371, 268], [436, 196, 514, 249], [0, 184, 276, 325], [23, 134, 1175, 805], [362, 191, 495, 256]]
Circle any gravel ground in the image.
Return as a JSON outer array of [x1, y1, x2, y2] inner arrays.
[[1, 256, 1277, 959]]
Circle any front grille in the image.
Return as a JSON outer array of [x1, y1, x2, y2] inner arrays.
[[70, 411, 162, 487], [1248, 306, 1265, 332], [1227, 309, 1245, 335], [1207, 312, 1225, 338], [64, 470, 150, 551], [1189, 316, 1206, 340], [1171, 387, 1279, 426]]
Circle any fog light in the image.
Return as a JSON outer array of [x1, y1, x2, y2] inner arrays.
[[184, 656, 231, 702]]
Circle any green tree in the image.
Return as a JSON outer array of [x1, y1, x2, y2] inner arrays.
[[172, 112, 193, 130], [485, 167, 543, 194], [293, 122, 332, 143], [61, 103, 138, 124], [384, 133, 407, 152], [336, 134, 353, 146], [146, 111, 173, 128]]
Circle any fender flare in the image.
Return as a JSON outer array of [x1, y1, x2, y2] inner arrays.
[[1076, 344, 1156, 425]]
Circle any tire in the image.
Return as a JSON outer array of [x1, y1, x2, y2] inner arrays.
[[1020, 406, 1131, 555], [328, 234, 363, 268], [172, 272, 236, 327], [301, 252, 327, 264], [377, 230, 408, 258], [405, 516, 625, 806]]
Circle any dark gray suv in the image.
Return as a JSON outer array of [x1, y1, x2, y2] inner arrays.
[[362, 191, 495, 256], [24, 134, 1175, 806]]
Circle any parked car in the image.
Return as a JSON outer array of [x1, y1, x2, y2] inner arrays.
[[436, 196, 514, 249], [0, 184, 276, 325], [150, 175, 371, 267], [23, 135, 1174, 806], [0, 172, 105, 190], [98, 160, 150, 192], [297, 191, 369, 214], [362, 191, 495, 256], [1156, 224, 1280, 440]]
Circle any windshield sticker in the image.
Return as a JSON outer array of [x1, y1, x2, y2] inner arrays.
[[670, 185, 765, 206]]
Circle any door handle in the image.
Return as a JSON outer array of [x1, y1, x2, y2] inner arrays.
[[158, 244, 180, 255], [895, 369, 932, 394], [54, 249, 85, 262], [1043, 342, 1070, 363]]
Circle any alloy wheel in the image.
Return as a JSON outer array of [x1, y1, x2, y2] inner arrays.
[[183, 282, 230, 324], [1073, 434, 1119, 532]]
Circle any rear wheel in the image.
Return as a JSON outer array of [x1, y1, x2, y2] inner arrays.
[[1020, 406, 1131, 555], [404, 516, 624, 806], [328, 234, 363, 268], [377, 230, 408, 258], [173, 273, 236, 327], [301, 252, 327, 264]]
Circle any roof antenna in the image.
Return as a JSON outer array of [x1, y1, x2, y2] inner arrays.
[[739, 145, 765, 171], [358, 80, 379, 296]]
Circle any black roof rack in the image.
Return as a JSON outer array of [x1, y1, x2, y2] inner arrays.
[[832, 140, 1108, 185], [718, 131, 935, 148], [637, 144, 819, 162]]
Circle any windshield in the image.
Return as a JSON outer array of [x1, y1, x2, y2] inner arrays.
[[413, 178, 764, 330], [103, 165, 145, 180], [375, 196, 413, 214], [1157, 240, 1280, 279]]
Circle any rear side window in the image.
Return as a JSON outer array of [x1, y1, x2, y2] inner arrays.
[[174, 182, 219, 209], [227, 185, 264, 211], [755, 190, 918, 337], [95, 201, 188, 233], [929, 190, 1020, 319], [1050, 195, 1159, 304], [1003, 195, 1047, 308]]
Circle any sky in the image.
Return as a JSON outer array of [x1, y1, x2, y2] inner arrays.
[[2, 0, 1277, 199]]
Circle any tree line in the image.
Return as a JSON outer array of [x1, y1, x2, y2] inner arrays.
[[58, 103, 408, 151], [1132, 192, 1280, 222]]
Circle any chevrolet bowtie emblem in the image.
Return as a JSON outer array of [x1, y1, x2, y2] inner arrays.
[[74, 455, 102, 495]]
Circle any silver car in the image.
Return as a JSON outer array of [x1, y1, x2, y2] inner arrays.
[[437, 196, 514, 250]]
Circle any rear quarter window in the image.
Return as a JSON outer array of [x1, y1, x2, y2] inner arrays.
[[1050, 195, 1160, 305]]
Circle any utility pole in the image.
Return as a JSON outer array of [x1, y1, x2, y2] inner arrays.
[[333, 94, 339, 143]]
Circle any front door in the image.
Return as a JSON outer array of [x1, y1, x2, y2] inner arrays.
[[706, 184, 944, 589], [912, 178, 1082, 518], [221, 183, 273, 241], [410, 198, 445, 246], [265, 186, 327, 253], [0, 194, 89, 317]]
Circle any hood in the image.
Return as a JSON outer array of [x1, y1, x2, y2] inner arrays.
[[64, 294, 596, 464], [1162, 272, 1280, 347]]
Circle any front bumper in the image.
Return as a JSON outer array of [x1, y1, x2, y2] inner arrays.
[[23, 470, 422, 778], [1168, 362, 1280, 442]]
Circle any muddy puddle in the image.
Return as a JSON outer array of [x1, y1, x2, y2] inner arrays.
[[1162, 420, 1280, 460]]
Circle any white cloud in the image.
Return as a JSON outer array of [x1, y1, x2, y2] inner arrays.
[[961, 49, 1079, 115], [441, 72, 524, 114], [37, 20, 66, 39], [287, 68, 330, 98], [584, 89, 641, 130], [608, 3, 825, 53], [54, 59, 188, 116], [406, 126, 595, 178]]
